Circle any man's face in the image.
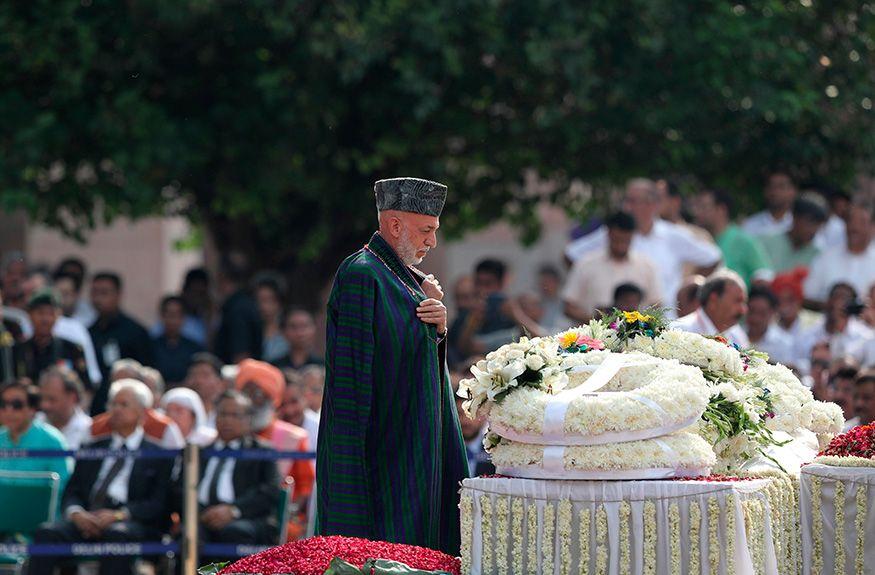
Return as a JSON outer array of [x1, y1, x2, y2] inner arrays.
[[831, 376, 857, 420], [474, 271, 502, 298], [396, 213, 440, 266], [606, 227, 633, 259], [39, 376, 77, 424], [691, 192, 720, 231], [54, 277, 78, 315], [845, 207, 873, 250], [0, 387, 34, 434], [283, 311, 316, 351], [745, 297, 774, 335], [256, 286, 282, 321], [826, 285, 855, 321], [279, 385, 305, 427], [161, 301, 185, 337], [215, 397, 250, 442], [775, 288, 801, 323], [853, 382, 875, 425], [538, 272, 560, 299], [90, 279, 120, 315], [790, 215, 822, 245], [301, 371, 324, 412], [765, 174, 797, 211], [187, 363, 225, 405], [622, 185, 658, 228], [108, 389, 143, 432], [707, 283, 747, 330], [29, 305, 58, 338], [453, 277, 477, 311]]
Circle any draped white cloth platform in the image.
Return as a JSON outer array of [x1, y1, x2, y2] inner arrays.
[[460, 476, 796, 575], [799, 464, 875, 575]]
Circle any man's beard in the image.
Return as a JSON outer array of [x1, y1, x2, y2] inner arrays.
[[252, 404, 274, 432], [398, 228, 426, 266]]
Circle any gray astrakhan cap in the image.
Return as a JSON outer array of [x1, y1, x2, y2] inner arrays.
[[374, 177, 447, 217]]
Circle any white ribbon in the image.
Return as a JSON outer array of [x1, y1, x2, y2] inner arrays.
[[490, 414, 701, 446], [542, 446, 566, 474], [495, 465, 712, 481]]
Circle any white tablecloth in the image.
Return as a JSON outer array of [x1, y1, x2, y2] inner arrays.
[[460, 476, 796, 575], [800, 464, 875, 575]]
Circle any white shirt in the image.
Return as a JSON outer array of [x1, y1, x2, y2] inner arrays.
[[72, 299, 98, 329], [742, 210, 793, 237], [672, 309, 750, 348], [803, 242, 875, 303], [748, 324, 796, 367], [198, 438, 241, 506], [303, 409, 320, 453], [95, 427, 145, 506], [816, 214, 846, 251], [565, 220, 721, 315], [36, 407, 92, 450], [798, 317, 874, 364], [53, 316, 103, 386]]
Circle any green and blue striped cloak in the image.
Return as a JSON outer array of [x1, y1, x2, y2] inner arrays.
[[316, 232, 470, 555]]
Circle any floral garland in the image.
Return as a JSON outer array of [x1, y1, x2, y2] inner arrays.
[[459, 493, 473, 575], [527, 502, 538, 574], [480, 495, 492, 574], [742, 499, 765, 575], [542, 502, 555, 575], [619, 501, 631, 574], [511, 499, 523, 574], [689, 501, 701, 575], [811, 476, 823, 575], [595, 505, 608, 574], [669, 502, 681, 575], [643, 500, 657, 575], [557, 500, 572, 575], [495, 496, 509, 574], [487, 431, 716, 474], [579, 505, 591, 575], [855, 484, 866, 575], [835, 480, 846, 574], [726, 494, 736, 575], [814, 423, 875, 467], [708, 497, 721, 573]]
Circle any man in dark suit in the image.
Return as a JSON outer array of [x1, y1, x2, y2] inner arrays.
[[197, 390, 279, 553], [30, 379, 175, 575]]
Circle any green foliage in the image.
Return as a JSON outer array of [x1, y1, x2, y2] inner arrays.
[[1, 0, 874, 293]]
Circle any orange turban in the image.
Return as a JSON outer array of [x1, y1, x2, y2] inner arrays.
[[235, 359, 284, 407], [771, 267, 808, 302]]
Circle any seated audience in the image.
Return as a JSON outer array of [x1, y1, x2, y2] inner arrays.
[[804, 204, 875, 309], [140, 366, 165, 407], [745, 285, 796, 367], [90, 359, 185, 449], [13, 290, 90, 390], [88, 272, 154, 415], [159, 387, 217, 447], [254, 273, 289, 364], [185, 352, 227, 428], [36, 366, 92, 450], [564, 212, 661, 323], [0, 380, 71, 493], [197, 391, 280, 560], [235, 360, 314, 509], [672, 270, 749, 347], [152, 296, 203, 387], [272, 308, 323, 370], [853, 370, 875, 427], [611, 283, 645, 313], [280, 370, 320, 452], [30, 379, 175, 575]]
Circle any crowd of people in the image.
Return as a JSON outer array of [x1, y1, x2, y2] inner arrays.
[[1, 172, 874, 573], [0, 255, 325, 572]]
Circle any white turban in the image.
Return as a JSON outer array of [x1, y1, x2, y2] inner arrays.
[[160, 387, 208, 430]]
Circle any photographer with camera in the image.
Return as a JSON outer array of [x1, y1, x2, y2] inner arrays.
[[799, 282, 873, 366]]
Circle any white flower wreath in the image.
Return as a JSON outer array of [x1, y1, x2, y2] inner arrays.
[[487, 351, 710, 445]]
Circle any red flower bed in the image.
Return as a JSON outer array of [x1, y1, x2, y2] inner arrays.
[[219, 536, 461, 575], [818, 424, 875, 459]]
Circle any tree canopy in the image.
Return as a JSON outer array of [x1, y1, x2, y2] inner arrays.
[[2, 0, 873, 300]]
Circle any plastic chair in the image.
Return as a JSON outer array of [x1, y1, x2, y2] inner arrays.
[[0, 470, 61, 575]]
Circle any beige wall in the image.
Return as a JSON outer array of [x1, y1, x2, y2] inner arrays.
[[26, 217, 204, 325]]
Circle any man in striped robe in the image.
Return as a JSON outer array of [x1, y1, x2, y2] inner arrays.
[[316, 178, 469, 555]]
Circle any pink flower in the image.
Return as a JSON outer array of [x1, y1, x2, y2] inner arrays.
[[576, 335, 605, 350]]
